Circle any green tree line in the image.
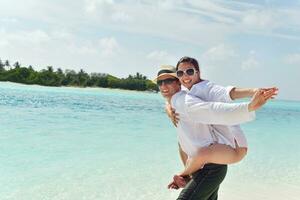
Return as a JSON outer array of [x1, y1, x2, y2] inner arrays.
[[0, 58, 158, 92]]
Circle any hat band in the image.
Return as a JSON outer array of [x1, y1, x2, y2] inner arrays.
[[157, 70, 175, 76]]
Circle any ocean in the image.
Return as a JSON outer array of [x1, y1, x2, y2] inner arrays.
[[1, 82, 299, 200]]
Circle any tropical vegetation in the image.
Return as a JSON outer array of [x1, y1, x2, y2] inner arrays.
[[0, 58, 158, 92]]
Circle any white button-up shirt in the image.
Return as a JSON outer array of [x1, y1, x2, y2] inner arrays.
[[171, 87, 255, 157], [184, 80, 248, 149]]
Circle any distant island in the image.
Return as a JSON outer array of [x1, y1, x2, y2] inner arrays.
[[0, 58, 158, 92]]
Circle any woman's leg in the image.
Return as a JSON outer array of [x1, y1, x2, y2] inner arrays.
[[179, 143, 247, 176]]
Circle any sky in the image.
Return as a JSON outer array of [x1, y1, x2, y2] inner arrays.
[[0, 0, 300, 100]]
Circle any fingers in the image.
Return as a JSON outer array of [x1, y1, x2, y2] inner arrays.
[[167, 175, 190, 190], [258, 87, 278, 96], [249, 90, 266, 111], [166, 105, 180, 127], [261, 87, 279, 98], [173, 175, 187, 188], [172, 121, 177, 127], [173, 113, 179, 126], [249, 87, 279, 111], [165, 103, 173, 118], [171, 109, 180, 127], [167, 181, 179, 190], [172, 113, 179, 127], [252, 90, 263, 100], [171, 184, 179, 190], [261, 87, 277, 91], [263, 89, 278, 100], [167, 181, 173, 189]]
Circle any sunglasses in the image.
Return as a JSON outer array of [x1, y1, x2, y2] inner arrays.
[[157, 78, 177, 86], [176, 68, 196, 77]]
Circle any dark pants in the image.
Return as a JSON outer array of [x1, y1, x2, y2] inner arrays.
[[177, 164, 227, 200]]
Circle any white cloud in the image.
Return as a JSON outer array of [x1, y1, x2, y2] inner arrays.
[[0, 27, 122, 73], [147, 50, 169, 60], [0, 17, 18, 23], [199, 44, 239, 73], [241, 9, 280, 30], [284, 53, 300, 65], [98, 37, 120, 57], [84, 0, 132, 23], [145, 50, 178, 77], [51, 30, 74, 41], [201, 44, 237, 63], [241, 50, 259, 70], [111, 11, 132, 22], [146, 50, 176, 66], [0, 29, 50, 48], [180, 0, 242, 24], [85, 0, 114, 13], [1, 0, 300, 43], [158, 0, 177, 9]]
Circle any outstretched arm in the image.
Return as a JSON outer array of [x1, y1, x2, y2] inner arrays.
[[230, 87, 257, 100], [230, 87, 278, 100], [186, 88, 277, 125]]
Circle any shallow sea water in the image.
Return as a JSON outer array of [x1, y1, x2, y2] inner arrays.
[[0, 82, 299, 200]]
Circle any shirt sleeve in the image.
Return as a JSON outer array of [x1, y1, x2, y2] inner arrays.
[[208, 83, 235, 103], [184, 94, 255, 125]]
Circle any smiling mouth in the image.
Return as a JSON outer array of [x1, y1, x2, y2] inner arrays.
[[182, 80, 192, 84]]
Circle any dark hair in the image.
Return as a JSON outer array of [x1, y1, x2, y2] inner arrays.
[[176, 56, 199, 71]]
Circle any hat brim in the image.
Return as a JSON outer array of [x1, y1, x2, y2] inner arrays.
[[152, 73, 178, 83]]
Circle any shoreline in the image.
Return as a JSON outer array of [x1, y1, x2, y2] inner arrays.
[[2, 81, 299, 101], [0, 81, 159, 94]]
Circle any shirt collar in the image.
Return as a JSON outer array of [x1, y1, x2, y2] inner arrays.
[[181, 80, 208, 94]]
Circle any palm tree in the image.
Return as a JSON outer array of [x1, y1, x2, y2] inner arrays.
[[13, 62, 20, 68], [78, 69, 89, 86], [5, 60, 10, 67], [56, 68, 63, 75], [47, 66, 53, 73], [0, 59, 5, 71]]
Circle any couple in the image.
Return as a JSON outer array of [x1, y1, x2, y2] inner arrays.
[[154, 56, 278, 200]]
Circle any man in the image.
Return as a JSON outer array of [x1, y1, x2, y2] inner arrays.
[[155, 65, 276, 200], [169, 56, 278, 178]]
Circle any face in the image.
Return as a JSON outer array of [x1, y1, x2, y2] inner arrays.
[[157, 75, 181, 99], [177, 62, 201, 90]]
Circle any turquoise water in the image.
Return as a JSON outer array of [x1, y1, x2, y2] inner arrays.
[[0, 82, 300, 200]]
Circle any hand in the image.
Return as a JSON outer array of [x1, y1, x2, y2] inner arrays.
[[167, 180, 179, 190], [165, 103, 179, 127], [248, 88, 278, 111], [253, 87, 278, 99], [173, 175, 187, 188], [261, 87, 278, 99], [167, 174, 189, 190]]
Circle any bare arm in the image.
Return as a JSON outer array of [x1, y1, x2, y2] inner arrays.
[[230, 87, 257, 100], [230, 87, 278, 100], [178, 143, 188, 167], [166, 145, 188, 190], [165, 102, 179, 127]]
